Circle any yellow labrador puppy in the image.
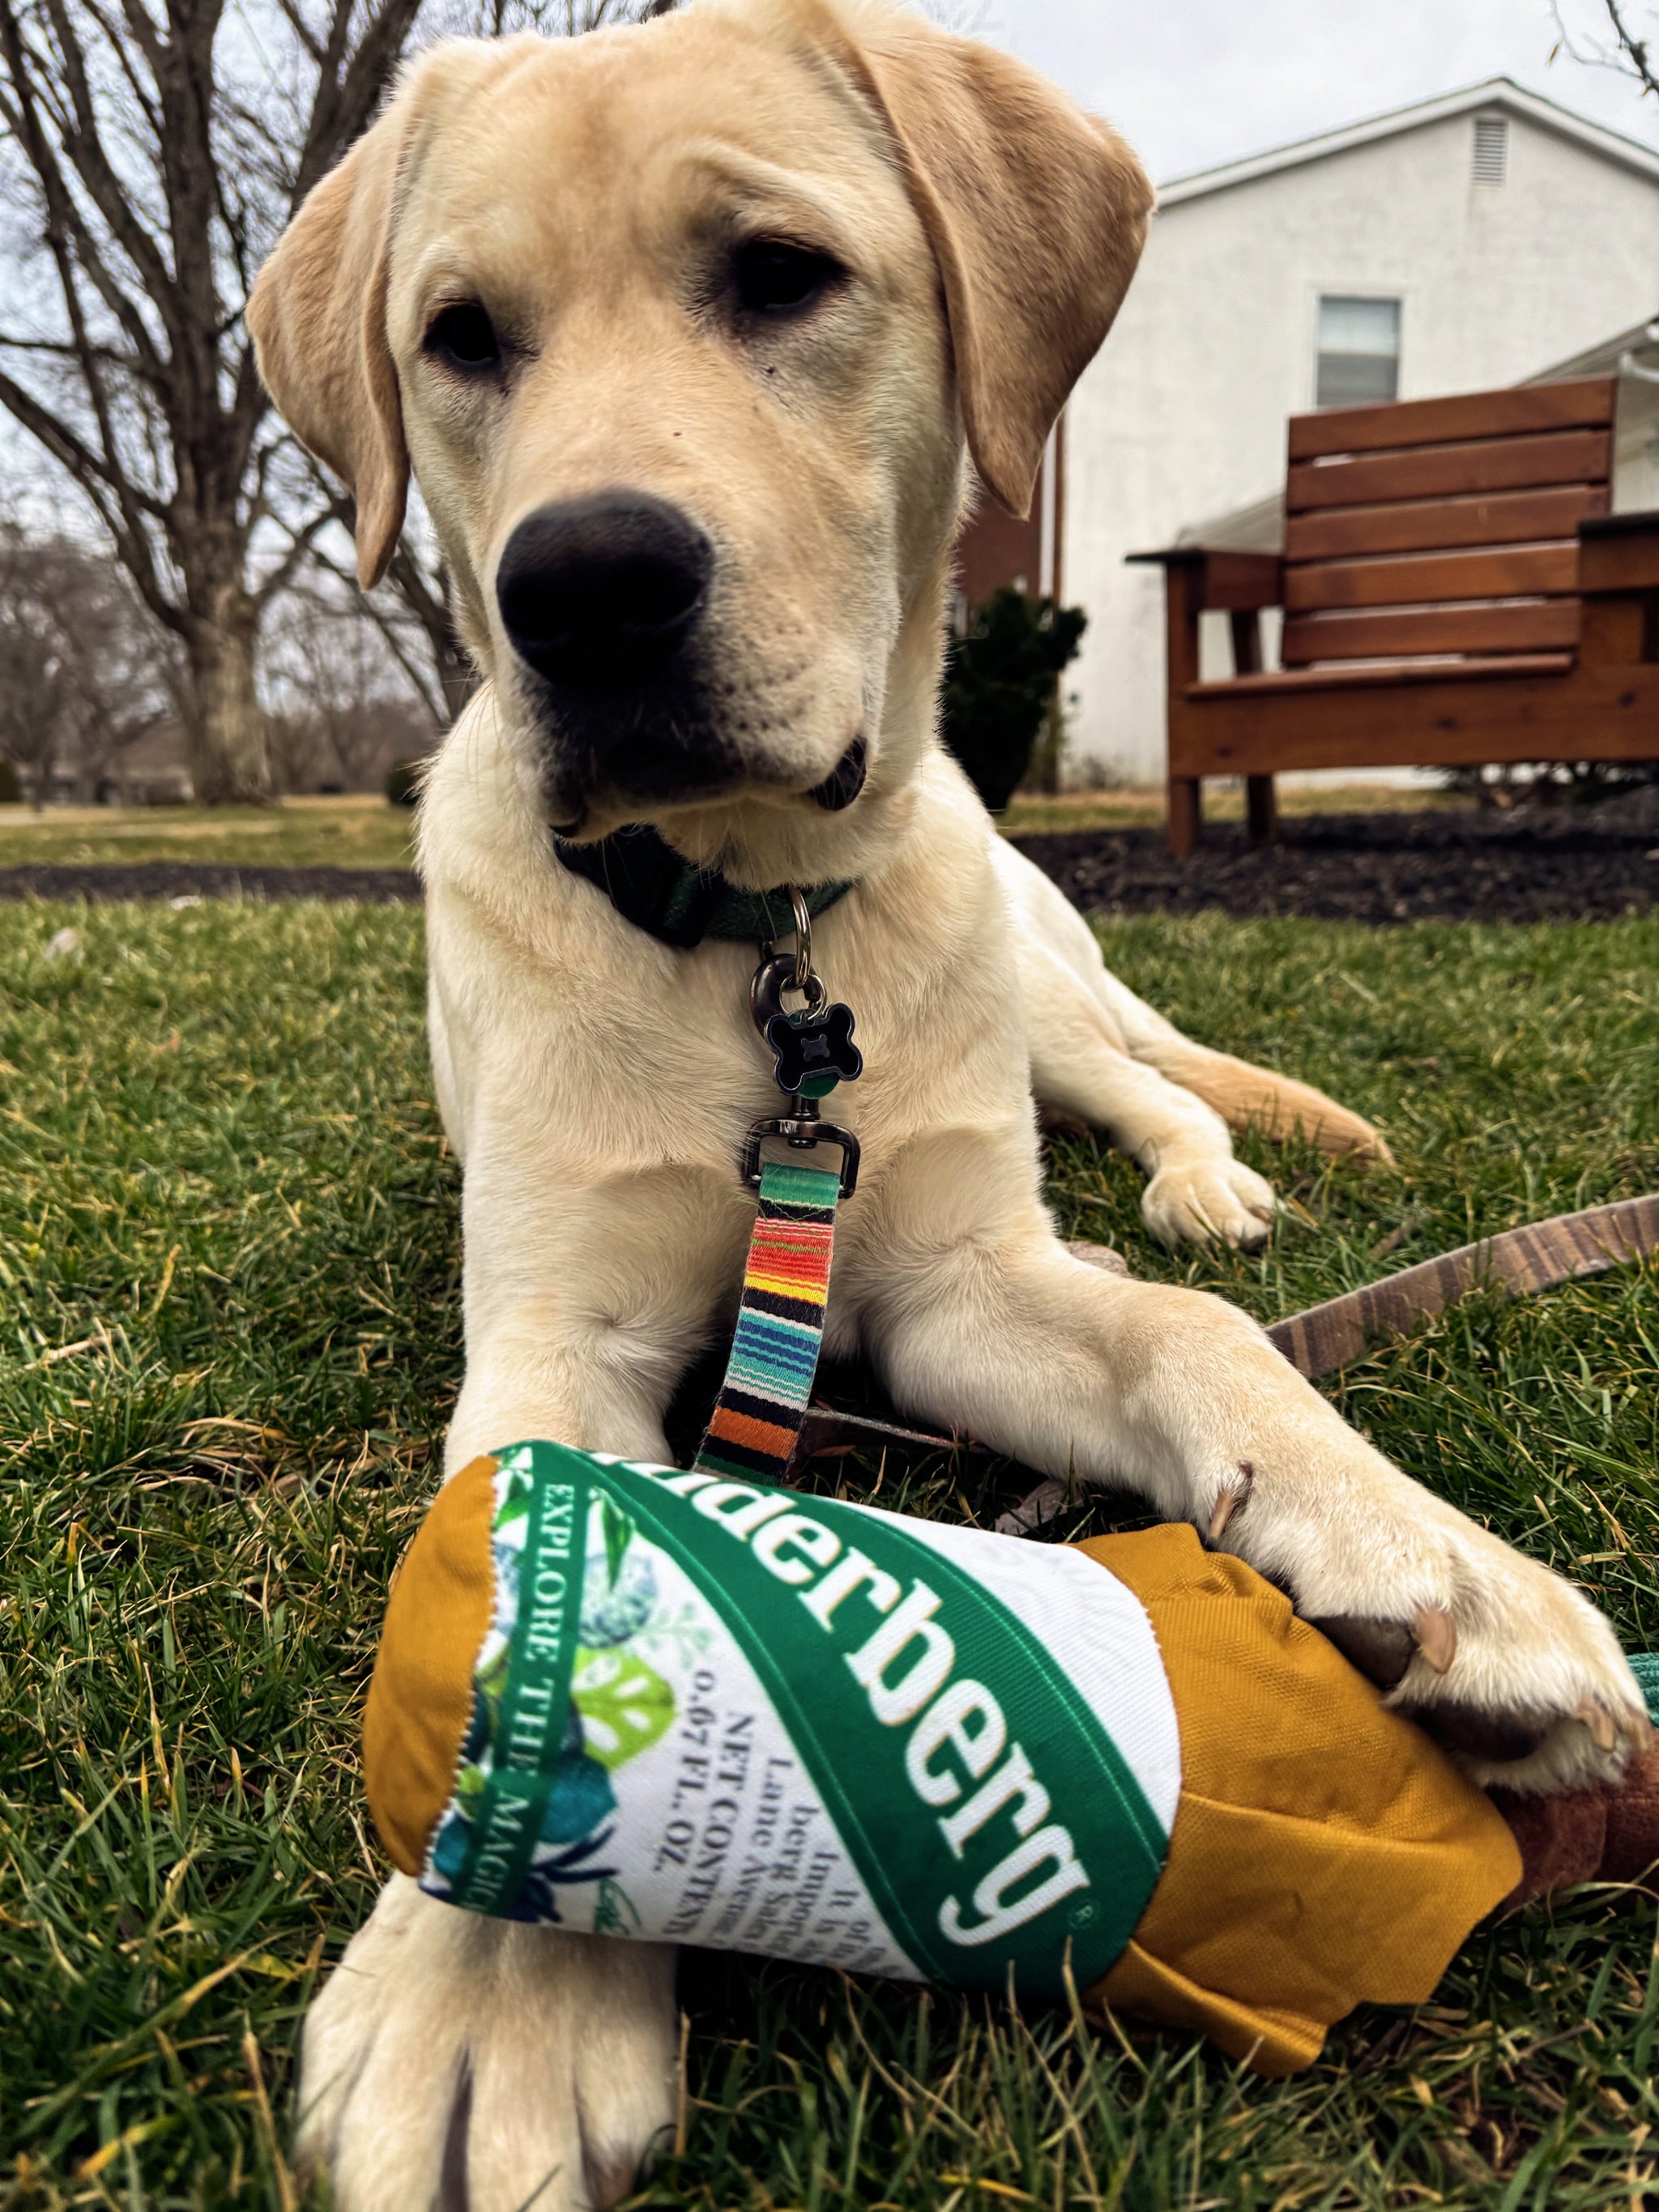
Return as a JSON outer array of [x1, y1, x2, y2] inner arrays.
[[251, 3, 1648, 2202]]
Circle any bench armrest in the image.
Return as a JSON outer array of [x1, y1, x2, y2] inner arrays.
[[1126, 546, 1284, 611], [1579, 509, 1659, 595]]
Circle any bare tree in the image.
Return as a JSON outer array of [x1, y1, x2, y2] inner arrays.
[[0, 0, 426, 800], [0, 526, 179, 800], [1604, 0, 1659, 94], [300, 468, 475, 724], [264, 578, 437, 789]]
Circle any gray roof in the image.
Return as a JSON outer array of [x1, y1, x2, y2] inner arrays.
[[1527, 315, 1659, 381], [1158, 78, 1659, 207]]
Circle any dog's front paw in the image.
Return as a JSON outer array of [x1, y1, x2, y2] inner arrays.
[[1141, 1157, 1277, 1250], [296, 1875, 678, 2212], [1349, 1549, 1648, 1795], [1209, 1449, 1652, 1795]]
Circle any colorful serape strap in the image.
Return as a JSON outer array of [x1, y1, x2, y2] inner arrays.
[[694, 1158, 841, 1484]]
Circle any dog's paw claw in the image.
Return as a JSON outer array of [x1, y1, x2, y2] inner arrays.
[[1578, 1697, 1616, 1754], [1573, 1695, 1651, 1757], [1414, 1605, 1456, 1676], [1206, 1464, 1254, 1544], [439, 2060, 472, 2212], [1142, 1160, 1279, 1251], [1306, 1603, 1461, 1694]]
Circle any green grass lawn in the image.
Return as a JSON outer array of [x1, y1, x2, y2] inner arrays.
[[2, 900, 1657, 2210], [0, 798, 416, 872], [0, 781, 1470, 872]]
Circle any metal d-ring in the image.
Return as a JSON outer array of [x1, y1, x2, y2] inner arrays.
[[741, 1113, 860, 1198], [750, 951, 825, 1035], [787, 884, 813, 994]]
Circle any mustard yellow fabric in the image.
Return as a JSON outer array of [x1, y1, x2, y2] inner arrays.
[[1074, 1525, 1520, 2076], [364, 1453, 501, 1877]]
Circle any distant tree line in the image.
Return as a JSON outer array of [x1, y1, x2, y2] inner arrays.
[[0, 523, 429, 804], [0, 527, 176, 802]]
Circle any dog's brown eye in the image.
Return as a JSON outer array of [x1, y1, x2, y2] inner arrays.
[[733, 240, 842, 316], [425, 302, 501, 372]]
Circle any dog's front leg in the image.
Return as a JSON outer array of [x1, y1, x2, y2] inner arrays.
[[296, 1182, 733, 2211], [1019, 931, 1278, 1249], [300, 1426, 681, 2210], [295, 1875, 677, 2212], [858, 1154, 1647, 1796]]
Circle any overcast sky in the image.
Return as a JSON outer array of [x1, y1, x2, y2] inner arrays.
[[983, 0, 1657, 185]]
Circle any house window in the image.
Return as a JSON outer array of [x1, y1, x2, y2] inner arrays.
[[1315, 296, 1401, 408], [1472, 115, 1508, 185]]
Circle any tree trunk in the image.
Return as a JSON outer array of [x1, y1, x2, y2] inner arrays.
[[182, 590, 270, 805]]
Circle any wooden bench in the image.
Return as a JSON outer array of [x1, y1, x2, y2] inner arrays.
[[1130, 377, 1659, 856]]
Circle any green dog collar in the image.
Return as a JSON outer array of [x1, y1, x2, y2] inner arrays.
[[552, 823, 854, 949]]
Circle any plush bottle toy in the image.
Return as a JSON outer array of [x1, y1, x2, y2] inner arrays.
[[362, 1439, 1659, 2075]]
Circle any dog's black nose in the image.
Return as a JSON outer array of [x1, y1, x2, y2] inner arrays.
[[496, 492, 713, 688]]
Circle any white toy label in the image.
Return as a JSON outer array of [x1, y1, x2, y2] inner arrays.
[[420, 1443, 1179, 1999]]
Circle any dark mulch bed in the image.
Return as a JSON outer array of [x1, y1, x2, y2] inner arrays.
[[1013, 791, 1659, 925], [2, 791, 1657, 921], [0, 861, 422, 905]]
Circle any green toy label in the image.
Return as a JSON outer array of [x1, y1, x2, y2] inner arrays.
[[420, 1442, 1179, 2001]]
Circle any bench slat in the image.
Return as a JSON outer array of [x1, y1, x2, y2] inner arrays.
[[1287, 377, 1617, 462], [1187, 653, 1576, 697], [1168, 663, 1658, 778], [1282, 599, 1581, 662], [1284, 543, 1580, 613], [1285, 484, 1610, 562], [1287, 428, 1612, 512]]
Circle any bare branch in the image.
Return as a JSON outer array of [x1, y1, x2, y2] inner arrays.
[[1552, 0, 1659, 99], [1605, 0, 1659, 93], [0, 363, 179, 623], [0, 29, 168, 376], [32, 0, 182, 322], [271, 0, 328, 68], [292, 0, 425, 207], [0, 330, 138, 370], [253, 498, 354, 607]]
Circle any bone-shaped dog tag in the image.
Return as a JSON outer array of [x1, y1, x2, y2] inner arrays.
[[765, 1004, 863, 1099]]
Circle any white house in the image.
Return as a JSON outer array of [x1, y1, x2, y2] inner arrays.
[[1056, 81, 1659, 785]]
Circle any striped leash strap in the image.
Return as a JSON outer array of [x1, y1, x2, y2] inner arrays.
[[694, 1157, 842, 1484], [697, 893, 864, 1484]]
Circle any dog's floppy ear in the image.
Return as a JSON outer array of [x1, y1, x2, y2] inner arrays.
[[828, 6, 1154, 518], [251, 40, 530, 585], [249, 108, 411, 589]]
